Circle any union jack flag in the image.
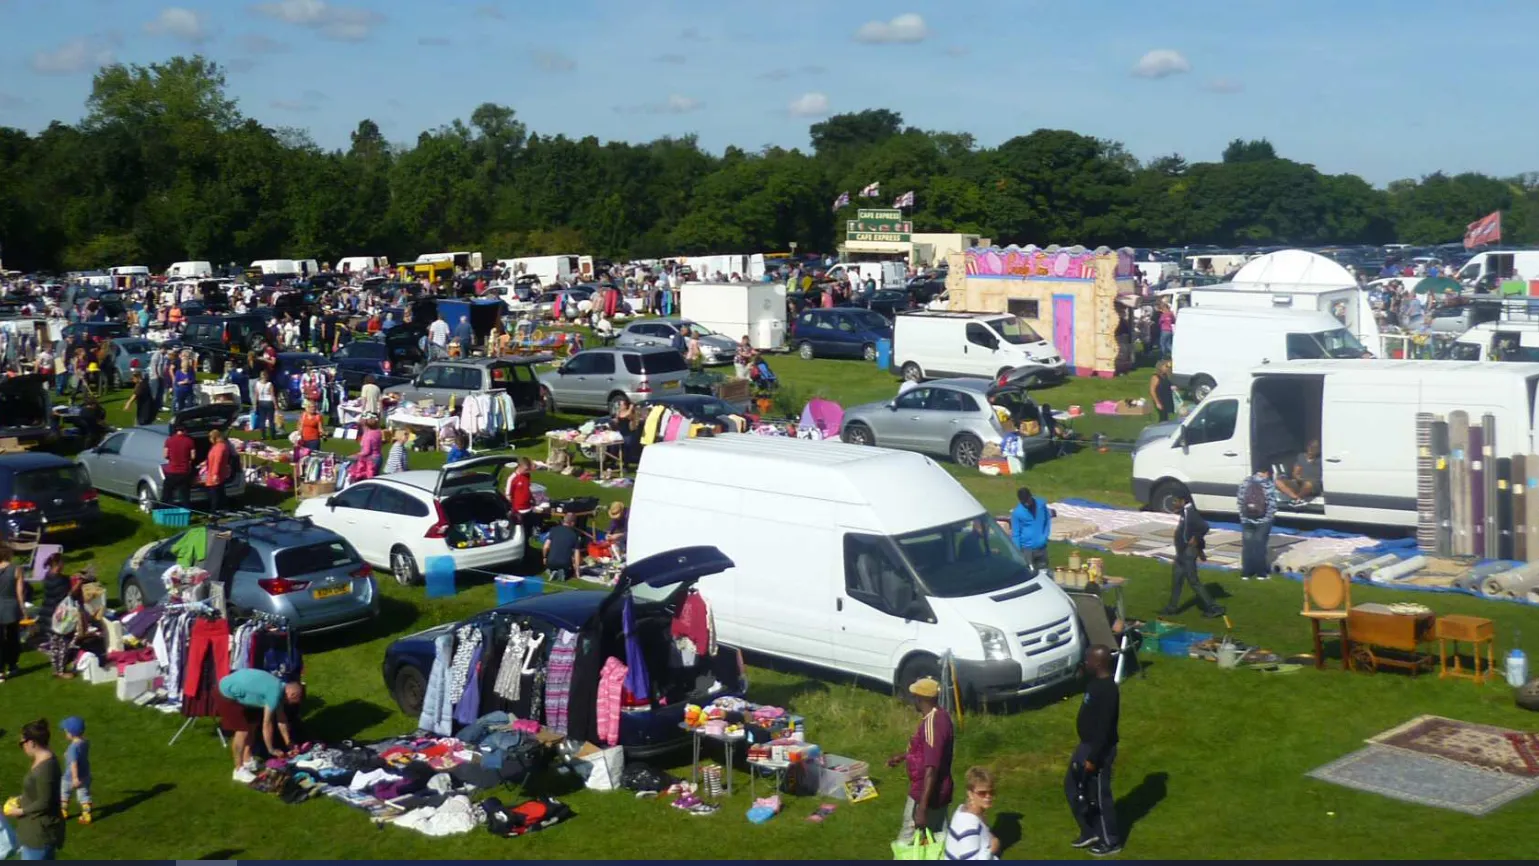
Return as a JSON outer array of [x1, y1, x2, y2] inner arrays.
[[831, 191, 850, 211], [859, 181, 880, 198], [892, 190, 915, 208]]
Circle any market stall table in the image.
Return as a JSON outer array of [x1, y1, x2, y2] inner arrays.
[[682, 725, 743, 796], [747, 756, 790, 799], [545, 430, 625, 477]]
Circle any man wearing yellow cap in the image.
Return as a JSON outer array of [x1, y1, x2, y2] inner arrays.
[[886, 676, 954, 845]]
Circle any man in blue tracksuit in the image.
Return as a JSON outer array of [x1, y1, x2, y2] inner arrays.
[[1011, 486, 1052, 573]]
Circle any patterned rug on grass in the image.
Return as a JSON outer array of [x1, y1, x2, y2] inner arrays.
[[1369, 715, 1539, 776], [1307, 745, 1539, 815]]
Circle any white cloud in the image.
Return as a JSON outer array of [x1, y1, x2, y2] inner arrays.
[[1132, 49, 1190, 79], [30, 37, 116, 75], [787, 92, 830, 118], [145, 7, 210, 43], [250, 0, 385, 42], [1206, 77, 1244, 94], [855, 13, 928, 44], [238, 33, 288, 54], [532, 50, 576, 73]]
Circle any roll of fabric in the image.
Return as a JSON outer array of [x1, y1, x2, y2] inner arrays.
[[1455, 560, 1521, 592], [1369, 555, 1428, 583], [1480, 562, 1539, 597], [1345, 554, 1400, 580]]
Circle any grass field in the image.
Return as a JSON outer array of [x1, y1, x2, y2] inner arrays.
[[2, 349, 1536, 860]]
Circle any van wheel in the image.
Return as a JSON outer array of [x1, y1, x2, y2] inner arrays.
[[798, 342, 815, 360], [901, 362, 923, 382], [896, 655, 943, 704], [392, 665, 428, 717], [843, 422, 874, 447], [1191, 375, 1216, 402], [951, 434, 983, 468], [390, 545, 421, 586], [862, 343, 877, 362], [1150, 480, 1189, 515]]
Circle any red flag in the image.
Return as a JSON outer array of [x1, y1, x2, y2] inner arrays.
[[1464, 211, 1501, 249]]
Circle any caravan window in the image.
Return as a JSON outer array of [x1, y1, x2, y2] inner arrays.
[[1184, 399, 1238, 446]]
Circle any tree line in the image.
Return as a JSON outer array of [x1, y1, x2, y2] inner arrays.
[[1, 56, 1536, 274]]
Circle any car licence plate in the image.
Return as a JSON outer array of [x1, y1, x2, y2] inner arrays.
[[660, 380, 680, 390], [312, 585, 349, 600], [43, 522, 77, 533], [1040, 656, 1069, 674]]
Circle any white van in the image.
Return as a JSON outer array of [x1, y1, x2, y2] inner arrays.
[[1132, 360, 1539, 527], [1172, 307, 1368, 401], [336, 255, 388, 274], [166, 261, 213, 279], [827, 260, 906, 289], [249, 259, 300, 276], [892, 311, 1067, 382], [498, 255, 578, 286], [627, 437, 1084, 701], [1457, 251, 1539, 288], [1445, 321, 1539, 362], [294, 258, 321, 277]]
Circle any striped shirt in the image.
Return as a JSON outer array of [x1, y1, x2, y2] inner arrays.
[[944, 809, 996, 860]]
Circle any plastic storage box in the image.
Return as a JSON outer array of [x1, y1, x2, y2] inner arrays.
[[495, 575, 544, 604], [152, 507, 191, 527], [425, 556, 457, 598], [815, 754, 871, 799]]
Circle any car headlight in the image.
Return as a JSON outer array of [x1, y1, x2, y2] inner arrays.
[[972, 623, 1012, 661]]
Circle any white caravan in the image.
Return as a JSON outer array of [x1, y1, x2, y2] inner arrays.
[[1132, 360, 1539, 527], [680, 281, 788, 349], [249, 259, 300, 276], [1172, 307, 1367, 400], [627, 436, 1084, 702], [497, 255, 579, 286]]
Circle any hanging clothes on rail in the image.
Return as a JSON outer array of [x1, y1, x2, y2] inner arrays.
[[542, 629, 579, 735]]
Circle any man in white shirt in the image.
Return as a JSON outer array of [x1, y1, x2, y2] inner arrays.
[[427, 315, 450, 350]]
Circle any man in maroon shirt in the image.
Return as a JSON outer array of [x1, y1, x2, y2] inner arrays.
[[887, 676, 954, 845], [163, 423, 196, 508]]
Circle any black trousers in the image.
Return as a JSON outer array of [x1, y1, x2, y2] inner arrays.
[[0, 621, 19, 672], [1065, 744, 1120, 845], [1168, 549, 1219, 613], [163, 471, 192, 507], [207, 483, 226, 515]]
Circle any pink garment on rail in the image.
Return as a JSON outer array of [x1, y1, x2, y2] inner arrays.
[[596, 656, 629, 746]]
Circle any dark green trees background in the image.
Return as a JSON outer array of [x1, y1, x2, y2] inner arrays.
[[1, 56, 1534, 272]]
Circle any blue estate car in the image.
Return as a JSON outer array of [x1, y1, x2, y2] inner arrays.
[[381, 546, 746, 758], [790, 307, 894, 361]]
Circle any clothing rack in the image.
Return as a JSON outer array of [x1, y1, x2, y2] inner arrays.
[[163, 599, 229, 748]]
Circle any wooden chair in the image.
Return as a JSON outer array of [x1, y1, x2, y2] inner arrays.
[[1301, 564, 1352, 670]]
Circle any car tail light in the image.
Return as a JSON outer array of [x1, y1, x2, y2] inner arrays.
[[258, 577, 310, 595], [636, 380, 652, 394], [351, 563, 373, 579], [997, 372, 1009, 386], [3, 499, 37, 514], [222, 326, 230, 346], [425, 500, 449, 538], [80, 490, 97, 502], [382, 360, 392, 373]]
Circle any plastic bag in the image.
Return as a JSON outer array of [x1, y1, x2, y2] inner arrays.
[[0, 811, 17, 861], [571, 745, 625, 792], [51, 597, 80, 635], [891, 830, 944, 861]]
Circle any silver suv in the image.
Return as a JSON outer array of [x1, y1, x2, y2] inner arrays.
[[538, 347, 690, 415], [614, 319, 738, 366]]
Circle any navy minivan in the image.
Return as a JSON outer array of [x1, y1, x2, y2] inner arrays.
[[790, 307, 894, 361], [0, 453, 100, 541]]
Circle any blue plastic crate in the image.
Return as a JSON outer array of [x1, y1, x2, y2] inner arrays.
[[495, 576, 543, 605], [424, 556, 457, 598], [151, 507, 191, 528]]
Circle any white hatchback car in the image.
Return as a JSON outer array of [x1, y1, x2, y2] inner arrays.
[[294, 456, 525, 586]]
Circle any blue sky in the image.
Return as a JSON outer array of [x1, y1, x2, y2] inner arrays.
[[0, 0, 1532, 186]]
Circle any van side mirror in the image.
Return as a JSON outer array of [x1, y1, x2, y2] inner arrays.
[[325, 495, 337, 509]]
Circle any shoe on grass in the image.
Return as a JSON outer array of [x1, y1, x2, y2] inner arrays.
[[1071, 833, 1100, 848], [1089, 841, 1124, 856], [1203, 606, 1227, 618]]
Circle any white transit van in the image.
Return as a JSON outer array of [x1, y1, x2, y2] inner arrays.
[[249, 259, 300, 276], [627, 436, 1085, 702], [1445, 322, 1539, 362], [1132, 360, 1539, 527], [892, 311, 1067, 382], [1457, 251, 1539, 288], [1172, 307, 1368, 400], [166, 261, 213, 279]]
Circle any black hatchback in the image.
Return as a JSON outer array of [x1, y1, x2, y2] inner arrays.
[[0, 453, 100, 541]]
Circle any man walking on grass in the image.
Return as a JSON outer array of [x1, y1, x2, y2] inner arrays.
[[1067, 645, 1122, 857]]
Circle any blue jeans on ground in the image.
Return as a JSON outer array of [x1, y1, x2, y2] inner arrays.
[[20, 845, 55, 860], [1241, 520, 1272, 577], [1159, 331, 1173, 357]]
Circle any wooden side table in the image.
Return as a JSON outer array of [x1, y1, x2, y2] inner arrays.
[[1436, 614, 1496, 684]]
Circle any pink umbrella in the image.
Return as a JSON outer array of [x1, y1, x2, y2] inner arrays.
[[800, 398, 844, 437]]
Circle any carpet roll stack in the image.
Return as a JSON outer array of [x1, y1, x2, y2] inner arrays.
[[1479, 562, 1539, 598], [1423, 409, 1539, 564]]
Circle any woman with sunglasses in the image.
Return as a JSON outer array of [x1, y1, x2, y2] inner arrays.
[[943, 766, 1000, 860], [4, 718, 65, 859]]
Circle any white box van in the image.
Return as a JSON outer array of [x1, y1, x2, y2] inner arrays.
[[166, 261, 213, 279], [1457, 251, 1539, 288], [1445, 322, 1539, 362], [892, 311, 1067, 382], [627, 436, 1085, 702], [1173, 307, 1368, 400], [1132, 360, 1539, 526]]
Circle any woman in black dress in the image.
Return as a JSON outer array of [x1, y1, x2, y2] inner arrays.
[[1150, 359, 1175, 422]]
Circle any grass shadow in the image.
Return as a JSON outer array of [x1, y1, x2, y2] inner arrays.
[[93, 782, 176, 822], [303, 698, 392, 742], [65, 510, 147, 550], [1118, 771, 1169, 841], [994, 811, 1024, 854]]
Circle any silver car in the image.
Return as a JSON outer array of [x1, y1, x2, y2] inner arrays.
[[382, 357, 546, 429], [614, 318, 738, 366], [78, 404, 247, 511], [107, 338, 154, 385], [538, 347, 690, 415], [840, 377, 1051, 467]]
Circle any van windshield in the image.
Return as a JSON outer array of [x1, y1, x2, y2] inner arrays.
[[893, 515, 1034, 598], [1286, 328, 1366, 360], [989, 316, 1042, 346]]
